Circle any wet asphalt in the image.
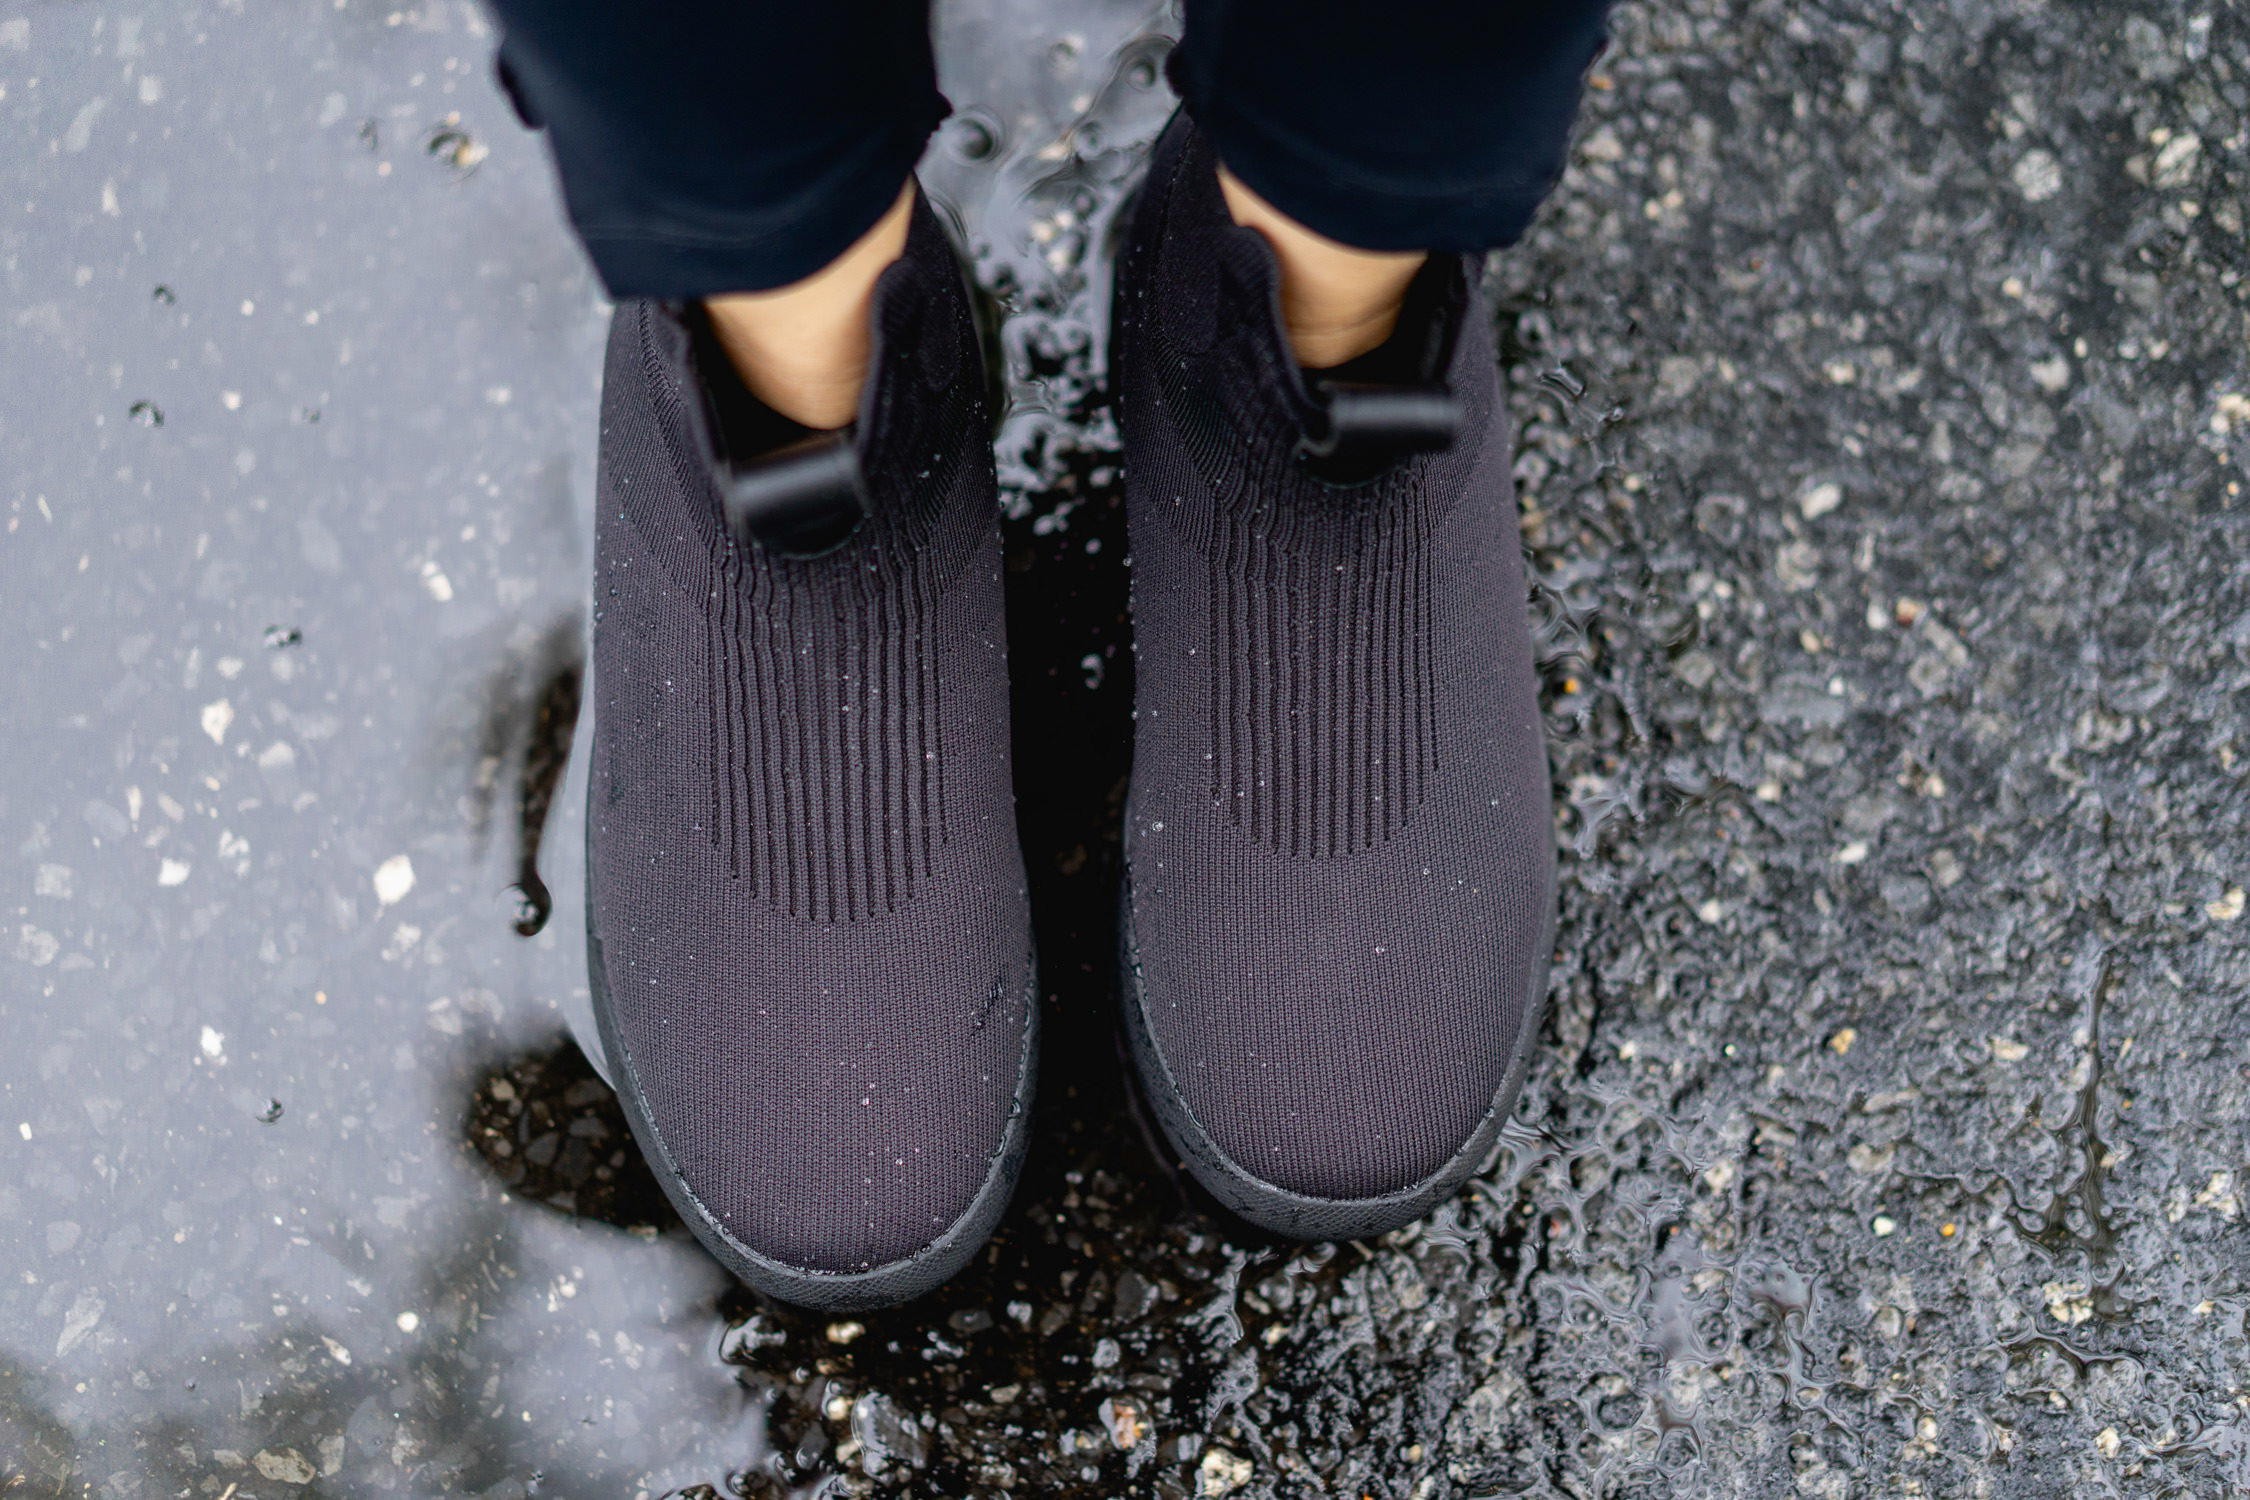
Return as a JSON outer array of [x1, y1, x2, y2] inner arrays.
[[4, 0, 2248, 1496]]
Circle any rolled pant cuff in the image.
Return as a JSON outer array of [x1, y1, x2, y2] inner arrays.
[[1174, 89, 1553, 256], [567, 120, 937, 300]]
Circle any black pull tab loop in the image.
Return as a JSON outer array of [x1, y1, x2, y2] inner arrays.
[[718, 431, 870, 560], [685, 301, 870, 559], [1298, 382, 1461, 469]]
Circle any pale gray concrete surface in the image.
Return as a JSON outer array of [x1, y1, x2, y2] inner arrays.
[[3, 1, 2247, 1496]]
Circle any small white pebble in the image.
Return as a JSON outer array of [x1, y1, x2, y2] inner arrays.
[[396, 1311, 420, 1333], [2012, 148, 2062, 203], [199, 1025, 224, 1060], [373, 854, 415, 906], [1835, 841, 1869, 865], [1799, 481, 1842, 519], [1872, 1214, 1897, 1237], [159, 858, 192, 887], [2043, 1280, 2094, 1325], [2194, 1171, 2240, 1220], [2206, 887, 2243, 922], [2151, 131, 2201, 188], [200, 698, 234, 745], [1198, 1447, 1253, 1498]]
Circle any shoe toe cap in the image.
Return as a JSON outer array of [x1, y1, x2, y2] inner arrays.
[[595, 931, 1035, 1304], [1123, 865, 1548, 1237], [1139, 976, 1526, 1206]]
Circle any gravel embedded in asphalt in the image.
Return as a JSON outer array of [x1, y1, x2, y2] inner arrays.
[[2, 0, 2246, 1496]]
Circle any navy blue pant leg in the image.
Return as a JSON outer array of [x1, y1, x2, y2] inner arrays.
[[485, 0, 947, 297], [488, 0, 1613, 298]]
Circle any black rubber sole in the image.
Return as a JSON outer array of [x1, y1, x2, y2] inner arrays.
[[583, 773, 1036, 1313], [1110, 1003, 1308, 1251], [1115, 870, 1551, 1243]]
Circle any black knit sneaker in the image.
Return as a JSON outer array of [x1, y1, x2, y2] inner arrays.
[[1112, 115, 1554, 1241], [586, 191, 1035, 1309]]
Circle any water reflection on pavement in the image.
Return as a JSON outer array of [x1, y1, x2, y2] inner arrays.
[[9, 1, 2250, 1497]]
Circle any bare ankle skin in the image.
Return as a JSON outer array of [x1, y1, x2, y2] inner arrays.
[[703, 183, 916, 431], [1217, 168, 1427, 370]]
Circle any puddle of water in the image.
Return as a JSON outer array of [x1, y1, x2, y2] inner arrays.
[[7, 0, 2250, 1497]]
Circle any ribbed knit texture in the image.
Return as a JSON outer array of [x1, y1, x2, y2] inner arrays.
[[691, 425, 963, 923], [588, 194, 1035, 1279], [621, 239, 973, 925], [1171, 354, 1443, 857], [699, 539, 950, 921], [1116, 115, 1555, 1209]]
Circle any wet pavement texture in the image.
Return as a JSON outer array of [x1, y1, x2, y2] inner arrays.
[[4, 0, 2248, 1496]]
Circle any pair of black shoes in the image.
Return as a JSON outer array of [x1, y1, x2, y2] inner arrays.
[[584, 116, 1554, 1310]]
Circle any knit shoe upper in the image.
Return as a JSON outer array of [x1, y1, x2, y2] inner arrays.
[[587, 194, 1035, 1308], [1113, 117, 1554, 1240]]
